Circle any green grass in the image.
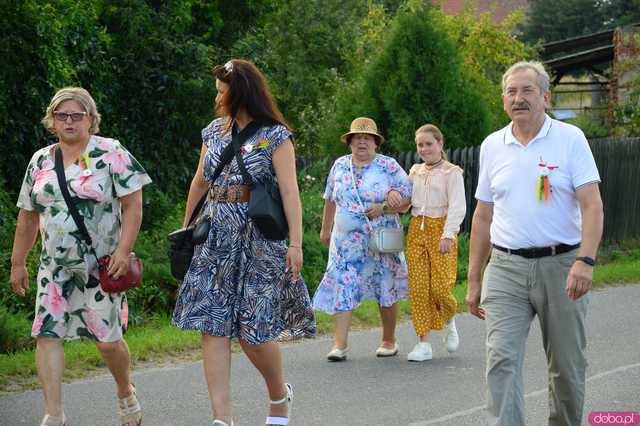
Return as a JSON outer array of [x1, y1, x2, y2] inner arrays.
[[1, 248, 639, 392], [0, 315, 203, 391]]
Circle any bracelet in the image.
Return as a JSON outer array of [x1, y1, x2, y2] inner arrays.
[[289, 244, 302, 249]]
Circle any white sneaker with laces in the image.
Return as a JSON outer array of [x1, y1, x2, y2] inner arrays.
[[445, 320, 459, 353], [407, 342, 433, 362]]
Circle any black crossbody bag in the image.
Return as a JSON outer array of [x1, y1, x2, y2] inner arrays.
[[231, 124, 289, 241], [167, 121, 262, 280]]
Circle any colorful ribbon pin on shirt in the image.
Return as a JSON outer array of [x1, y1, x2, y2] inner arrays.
[[536, 158, 558, 202]]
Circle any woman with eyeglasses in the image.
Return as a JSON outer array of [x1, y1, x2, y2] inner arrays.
[[172, 59, 315, 426], [10, 87, 151, 426]]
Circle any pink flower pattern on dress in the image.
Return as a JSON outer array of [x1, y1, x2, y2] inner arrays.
[[32, 314, 44, 334], [41, 282, 68, 319], [32, 159, 56, 194], [70, 173, 105, 201], [84, 308, 109, 339], [102, 144, 132, 175], [121, 299, 129, 329]]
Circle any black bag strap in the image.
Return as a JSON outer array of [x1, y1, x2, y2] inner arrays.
[[54, 146, 94, 248], [231, 121, 263, 186], [185, 121, 263, 227]]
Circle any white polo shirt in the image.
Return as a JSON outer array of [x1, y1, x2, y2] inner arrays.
[[475, 115, 600, 249]]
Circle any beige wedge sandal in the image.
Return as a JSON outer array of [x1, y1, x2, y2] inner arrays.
[[118, 385, 142, 426]]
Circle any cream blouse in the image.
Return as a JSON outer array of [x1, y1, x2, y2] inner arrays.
[[408, 161, 466, 239]]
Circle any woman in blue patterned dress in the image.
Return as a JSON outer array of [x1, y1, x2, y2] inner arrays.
[[314, 117, 412, 361], [172, 59, 314, 426]]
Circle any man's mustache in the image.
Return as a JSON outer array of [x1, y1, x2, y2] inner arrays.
[[512, 103, 530, 111]]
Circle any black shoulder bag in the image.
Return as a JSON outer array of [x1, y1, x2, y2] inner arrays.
[[167, 121, 263, 280], [232, 124, 289, 240]]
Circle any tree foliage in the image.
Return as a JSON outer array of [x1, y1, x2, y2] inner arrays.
[[313, 2, 492, 154], [0, 0, 270, 207], [448, 9, 534, 130], [520, 0, 640, 43], [613, 32, 640, 136]]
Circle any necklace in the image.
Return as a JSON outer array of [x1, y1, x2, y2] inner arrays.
[[424, 158, 444, 169]]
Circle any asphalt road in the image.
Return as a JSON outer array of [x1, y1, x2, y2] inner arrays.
[[1, 285, 639, 426]]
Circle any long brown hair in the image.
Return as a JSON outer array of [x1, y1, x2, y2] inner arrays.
[[212, 59, 291, 131], [415, 124, 448, 161]]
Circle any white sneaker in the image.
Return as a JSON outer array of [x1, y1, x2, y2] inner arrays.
[[445, 320, 459, 353], [407, 342, 433, 362], [327, 347, 348, 362]]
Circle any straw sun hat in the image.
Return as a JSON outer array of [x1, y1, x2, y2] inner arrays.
[[340, 117, 385, 145]]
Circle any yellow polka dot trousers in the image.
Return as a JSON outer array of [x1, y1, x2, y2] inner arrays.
[[406, 216, 458, 336]]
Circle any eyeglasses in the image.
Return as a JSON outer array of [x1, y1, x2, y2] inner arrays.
[[53, 111, 88, 122]]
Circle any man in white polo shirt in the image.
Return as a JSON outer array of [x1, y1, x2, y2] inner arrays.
[[466, 61, 604, 426]]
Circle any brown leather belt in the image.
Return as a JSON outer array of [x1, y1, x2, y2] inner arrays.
[[211, 185, 250, 203]]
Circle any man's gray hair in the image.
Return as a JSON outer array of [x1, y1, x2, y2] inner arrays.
[[501, 61, 550, 94]]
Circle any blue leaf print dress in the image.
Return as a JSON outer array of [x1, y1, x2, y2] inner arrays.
[[173, 118, 316, 344], [313, 154, 411, 314]]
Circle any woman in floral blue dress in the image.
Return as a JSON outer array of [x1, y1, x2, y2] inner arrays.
[[172, 59, 314, 426], [314, 117, 412, 361], [10, 87, 150, 426]]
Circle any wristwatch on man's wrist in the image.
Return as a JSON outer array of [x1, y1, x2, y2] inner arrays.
[[576, 256, 596, 266]]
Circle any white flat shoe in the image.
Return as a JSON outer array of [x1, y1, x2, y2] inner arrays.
[[265, 383, 293, 425], [375, 342, 399, 357], [213, 420, 234, 426], [40, 413, 66, 426], [407, 342, 433, 362], [445, 321, 459, 353], [327, 347, 348, 361]]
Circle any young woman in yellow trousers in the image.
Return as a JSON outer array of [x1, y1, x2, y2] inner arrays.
[[406, 124, 466, 361]]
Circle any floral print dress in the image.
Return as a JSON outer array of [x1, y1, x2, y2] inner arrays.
[[312, 154, 412, 314], [17, 136, 151, 342]]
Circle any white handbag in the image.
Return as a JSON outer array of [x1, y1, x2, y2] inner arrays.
[[369, 227, 404, 253], [350, 157, 404, 254]]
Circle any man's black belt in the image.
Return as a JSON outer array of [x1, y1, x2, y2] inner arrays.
[[492, 243, 580, 259]]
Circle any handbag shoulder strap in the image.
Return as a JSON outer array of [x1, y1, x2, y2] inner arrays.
[[231, 121, 263, 186], [54, 146, 94, 248], [349, 156, 373, 230], [185, 124, 257, 227]]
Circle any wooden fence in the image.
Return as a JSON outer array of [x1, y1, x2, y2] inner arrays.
[[388, 137, 640, 243]]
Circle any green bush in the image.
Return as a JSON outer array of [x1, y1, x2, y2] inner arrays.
[[0, 306, 34, 354], [456, 234, 470, 286], [314, 2, 492, 156], [0, 180, 40, 317], [127, 200, 185, 318]]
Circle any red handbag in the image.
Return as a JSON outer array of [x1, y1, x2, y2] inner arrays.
[[97, 253, 143, 293]]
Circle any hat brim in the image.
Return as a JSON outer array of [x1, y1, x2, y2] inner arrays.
[[340, 131, 385, 144]]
